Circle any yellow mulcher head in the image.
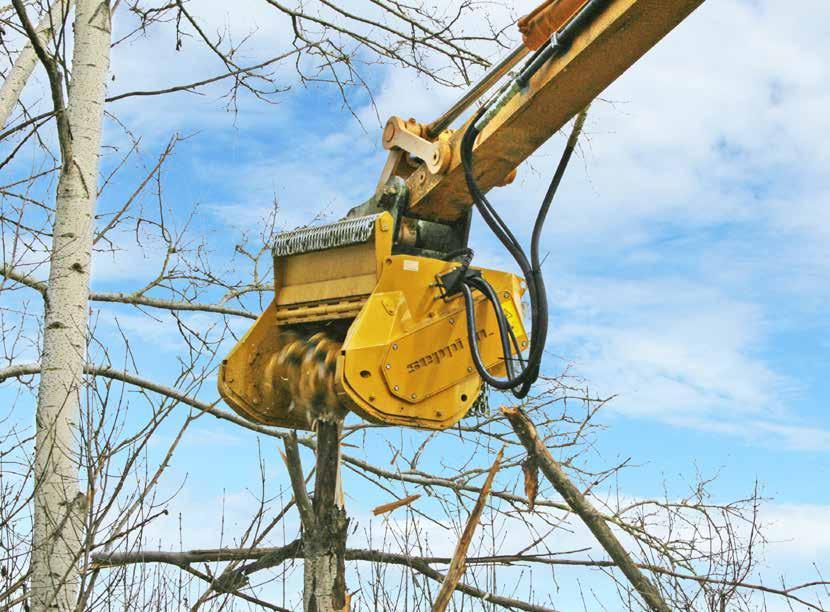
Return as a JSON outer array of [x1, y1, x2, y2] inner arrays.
[[219, 180, 527, 431], [219, 0, 709, 431]]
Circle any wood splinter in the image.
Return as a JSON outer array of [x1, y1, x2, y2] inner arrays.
[[372, 493, 421, 516], [431, 447, 504, 612]]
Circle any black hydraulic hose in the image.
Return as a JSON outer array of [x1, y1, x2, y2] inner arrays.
[[516, 0, 609, 89], [459, 104, 588, 397], [462, 275, 531, 389], [461, 110, 541, 394], [456, 0, 599, 397], [468, 276, 516, 377], [472, 275, 529, 378], [461, 117, 528, 266], [461, 116, 542, 388], [461, 282, 517, 389], [525, 108, 589, 364]]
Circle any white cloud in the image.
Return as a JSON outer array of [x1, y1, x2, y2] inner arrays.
[[10, 0, 830, 450], [91, 234, 167, 285], [763, 502, 830, 565], [546, 273, 830, 449]]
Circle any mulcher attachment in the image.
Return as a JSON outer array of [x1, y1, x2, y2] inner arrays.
[[218, 207, 526, 431]]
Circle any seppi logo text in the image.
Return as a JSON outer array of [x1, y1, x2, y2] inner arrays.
[[406, 329, 488, 374]]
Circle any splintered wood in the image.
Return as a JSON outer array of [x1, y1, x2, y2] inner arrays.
[[431, 448, 503, 612], [372, 494, 421, 516]]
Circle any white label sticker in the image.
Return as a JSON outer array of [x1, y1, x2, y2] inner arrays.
[[403, 260, 419, 272]]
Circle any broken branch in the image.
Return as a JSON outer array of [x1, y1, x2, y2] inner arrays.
[[502, 405, 670, 612]]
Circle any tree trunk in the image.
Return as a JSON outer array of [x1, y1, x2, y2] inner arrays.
[[303, 418, 349, 612], [0, 0, 73, 129], [29, 1, 111, 610]]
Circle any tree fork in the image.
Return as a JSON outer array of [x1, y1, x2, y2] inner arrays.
[[0, 0, 74, 129]]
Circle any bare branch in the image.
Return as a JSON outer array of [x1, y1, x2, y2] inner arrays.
[[281, 433, 315, 529], [1, 264, 258, 318]]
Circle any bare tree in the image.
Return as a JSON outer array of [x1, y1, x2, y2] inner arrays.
[[0, 1, 73, 128], [8, 0, 111, 608], [1, 1, 828, 611]]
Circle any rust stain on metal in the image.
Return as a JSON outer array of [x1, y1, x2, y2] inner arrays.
[[518, 0, 592, 50]]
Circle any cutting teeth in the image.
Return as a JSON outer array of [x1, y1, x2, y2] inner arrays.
[[273, 214, 381, 257], [276, 330, 343, 418]]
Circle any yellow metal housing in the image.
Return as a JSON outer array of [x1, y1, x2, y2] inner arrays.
[[338, 254, 525, 429], [218, 212, 526, 430]]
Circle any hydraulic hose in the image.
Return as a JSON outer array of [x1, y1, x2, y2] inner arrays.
[[459, 105, 588, 398], [451, 0, 600, 398]]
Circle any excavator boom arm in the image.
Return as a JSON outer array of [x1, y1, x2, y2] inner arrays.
[[405, 0, 705, 223]]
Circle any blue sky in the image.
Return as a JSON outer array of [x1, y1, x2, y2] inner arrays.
[[2, 0, 829, 608]]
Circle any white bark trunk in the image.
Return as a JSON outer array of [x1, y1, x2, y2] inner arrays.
[[303, 540, 348, 612], [29, 1, 111, 610], [0, 0, 73, 129]]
